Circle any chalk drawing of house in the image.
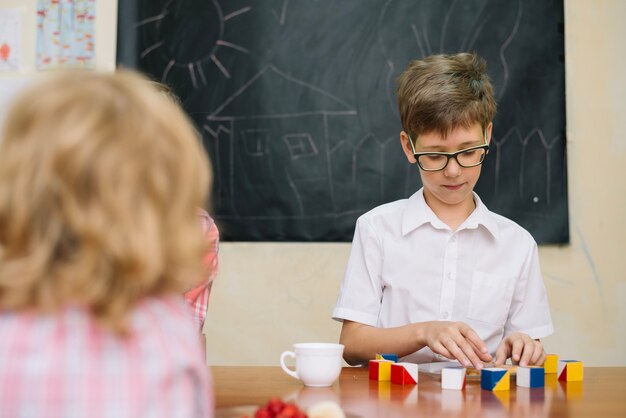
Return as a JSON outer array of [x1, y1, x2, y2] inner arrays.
[[205, 65, 357, 221]]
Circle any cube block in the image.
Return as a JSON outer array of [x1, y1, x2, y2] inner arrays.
[[376, 353, 399, 362], [481, 368, 510, 391], [558, 360, 584, 382], [516, 366, 545, 388], [369, 359, 394, 381], [441, 366, 466, 390], [390, 362, 418, 385], [543, 354, 558, 374]]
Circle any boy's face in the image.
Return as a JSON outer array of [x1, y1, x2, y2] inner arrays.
[[400, 122, 492, 216]]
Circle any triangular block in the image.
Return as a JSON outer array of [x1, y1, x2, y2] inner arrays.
[[390, 362, 418, 385], [558, 360, 583, 381]]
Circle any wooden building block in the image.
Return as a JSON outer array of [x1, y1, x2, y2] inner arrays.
[[441, 366, 466, 390], [369, 359, 394, 381], [375, 353, 399, 362], [481, 368, 510, 391], [390, 362, 418, 385], [516, 366, 545, 388], [543, 354, 558, 374], [558, 360, 584, 382]]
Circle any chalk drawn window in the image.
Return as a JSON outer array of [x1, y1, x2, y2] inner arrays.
[[283, 133, 317, 159], [241, 129, 268, 156]]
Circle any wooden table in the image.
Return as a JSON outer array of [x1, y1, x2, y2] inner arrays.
[[213, 366, 626, 417]]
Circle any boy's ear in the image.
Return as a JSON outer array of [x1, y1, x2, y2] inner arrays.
[[485, 122, 493, 145], [400, 131, 417, 164]]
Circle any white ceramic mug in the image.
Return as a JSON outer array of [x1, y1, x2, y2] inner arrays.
[[279, 343, 344, 387]]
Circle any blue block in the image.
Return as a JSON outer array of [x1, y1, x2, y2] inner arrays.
[[517, 366, 546, 388], [380, 353, 398, 362], [481, 368, 508, 391]]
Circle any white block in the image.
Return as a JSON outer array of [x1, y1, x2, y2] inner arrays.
[[441, 366, 466, 390], [516, 366, 544, 388]]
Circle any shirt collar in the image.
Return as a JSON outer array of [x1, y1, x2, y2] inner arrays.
[[402, 188, 500, 239], [462, 192, 500, 239]]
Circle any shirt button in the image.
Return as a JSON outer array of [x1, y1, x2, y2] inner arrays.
[[447, 273, 452, 280], [442, 312, 449, 319]]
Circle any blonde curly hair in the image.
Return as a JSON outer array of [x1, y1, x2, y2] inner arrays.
[[0, 70, 211, 333]]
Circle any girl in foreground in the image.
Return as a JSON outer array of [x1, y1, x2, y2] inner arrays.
[[0, 70, 214, 417]]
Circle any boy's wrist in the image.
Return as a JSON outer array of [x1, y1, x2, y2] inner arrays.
[[412, 322, 427, 349]]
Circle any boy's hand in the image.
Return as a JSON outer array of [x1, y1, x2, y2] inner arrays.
[[494, 332, 545, 367], [422, 321, 492, 369]]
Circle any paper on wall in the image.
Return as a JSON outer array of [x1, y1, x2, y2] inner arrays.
[[36, 0, 96, 69], [0, 8, 21, 71]]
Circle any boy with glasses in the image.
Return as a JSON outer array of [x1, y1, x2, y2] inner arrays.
[[333, 53, 553, 370]]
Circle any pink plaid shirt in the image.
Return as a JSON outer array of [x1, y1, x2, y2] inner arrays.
[[184, 210, 219, 332], [0, 296, 214, 418]]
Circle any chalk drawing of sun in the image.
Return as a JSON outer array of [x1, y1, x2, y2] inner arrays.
[[137, 0, 250, 88]]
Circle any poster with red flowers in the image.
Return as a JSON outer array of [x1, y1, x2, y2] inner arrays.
[[36, 0, 96, 69]]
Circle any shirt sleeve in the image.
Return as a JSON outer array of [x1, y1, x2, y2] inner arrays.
[[332, 216, 384, 326], [504, 237, 554, 339], [184, 210, 220, 332]]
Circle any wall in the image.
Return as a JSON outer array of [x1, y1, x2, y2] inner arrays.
[[541, 0, 626, 365], [1, 0, 624, 366]]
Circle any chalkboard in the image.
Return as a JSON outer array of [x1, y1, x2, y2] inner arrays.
[[117, 0, 568, 243]]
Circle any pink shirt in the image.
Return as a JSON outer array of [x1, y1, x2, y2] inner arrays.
[[0, 296, 214, 418], [184, 210, 219, 332]]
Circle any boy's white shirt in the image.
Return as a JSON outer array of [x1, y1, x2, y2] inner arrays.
[[333, 188, 554, 364]]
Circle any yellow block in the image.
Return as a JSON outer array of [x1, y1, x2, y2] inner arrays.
[[543, 354, 558, 374], [378, 361, 392, 381], [564, 361, 584, 381]]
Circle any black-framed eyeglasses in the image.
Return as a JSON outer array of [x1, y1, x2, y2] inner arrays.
[[408, 130, 489, 172]]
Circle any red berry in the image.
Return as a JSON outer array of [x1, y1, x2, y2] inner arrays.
[[276, 406, 296, 418], [266, 398, 286, 416], [254, 408, 271, 418]]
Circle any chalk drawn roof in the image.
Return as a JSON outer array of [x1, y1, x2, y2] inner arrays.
[[207, 65, 356, 120]]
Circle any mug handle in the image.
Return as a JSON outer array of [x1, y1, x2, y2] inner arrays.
[[280, 351, 299, 380]]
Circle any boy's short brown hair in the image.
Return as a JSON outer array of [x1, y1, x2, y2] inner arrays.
[[396, 52, 497, 138], [0, 70, 211, 333]]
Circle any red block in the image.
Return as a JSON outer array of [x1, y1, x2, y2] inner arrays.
[[390, 363, 418, 385], [369, 359, 393, 381]]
